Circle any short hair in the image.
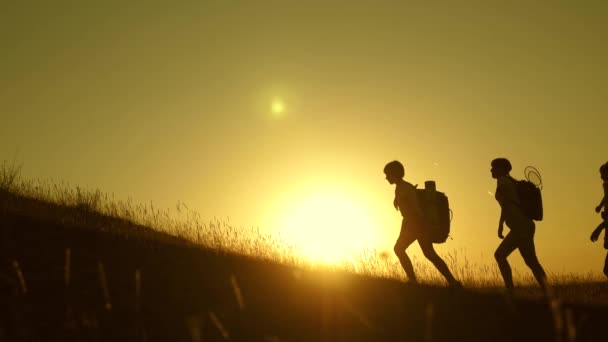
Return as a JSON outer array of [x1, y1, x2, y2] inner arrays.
[[491, 158, 512, 173], [384, 160, 405, 178]]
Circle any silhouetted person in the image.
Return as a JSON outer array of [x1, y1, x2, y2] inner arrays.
[[384, 160, 461, 287], [589, 162, 608, 278], [491, 158, 547, 291]]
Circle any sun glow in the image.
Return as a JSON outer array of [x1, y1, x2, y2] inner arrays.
[[274, 191, 378, 264], [271, 98, 285, 117]]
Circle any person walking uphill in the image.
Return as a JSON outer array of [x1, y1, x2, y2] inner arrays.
[[384, 160, 461, 287], [589, 161, 608, 278], [491, 158, 547, 291]]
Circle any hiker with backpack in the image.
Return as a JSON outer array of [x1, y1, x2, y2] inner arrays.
[[384, 160, 462, 287], [491, 158, 547, 291], [589, 161, 608, 278]]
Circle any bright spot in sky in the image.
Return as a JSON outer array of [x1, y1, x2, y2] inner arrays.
[[271, 98, 285, 117], [275, 191, 377, 263]]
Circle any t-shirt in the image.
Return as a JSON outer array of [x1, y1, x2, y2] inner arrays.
[[495, 176, 534, 232], [394, 180, 423, 219], [495, 176, 519, 207], [602, 181, 607, 210]]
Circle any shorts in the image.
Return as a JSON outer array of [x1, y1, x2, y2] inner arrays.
[[397, 216, 429, 243]]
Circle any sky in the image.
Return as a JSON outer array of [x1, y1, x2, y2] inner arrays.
[[1, 1, 607, 275]]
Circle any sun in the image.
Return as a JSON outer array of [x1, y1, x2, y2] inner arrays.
[[274, 191, 378, 264], [271, 98, 285, 117]]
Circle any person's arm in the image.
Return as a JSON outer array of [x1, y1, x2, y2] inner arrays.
[[498, 210, 505, 239], [393, 186, 401, 211], [495, 179, 510, 239], [598, 182, 608, 212], [590, 224, 605, 242], [596, 196, 605, 213]]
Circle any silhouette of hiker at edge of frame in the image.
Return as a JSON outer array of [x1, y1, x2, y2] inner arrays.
[[590, 161, 608, 278]]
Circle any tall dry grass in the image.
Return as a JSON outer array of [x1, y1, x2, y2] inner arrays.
[[1, 159, 605, 298]]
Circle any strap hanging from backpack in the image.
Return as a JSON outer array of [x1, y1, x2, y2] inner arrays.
[[524, 166, 543, 190]]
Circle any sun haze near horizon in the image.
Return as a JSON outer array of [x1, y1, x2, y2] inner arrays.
[[1, 1, 607, 274]]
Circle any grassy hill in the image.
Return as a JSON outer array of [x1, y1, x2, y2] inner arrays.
[[1, 163, 607, 341]]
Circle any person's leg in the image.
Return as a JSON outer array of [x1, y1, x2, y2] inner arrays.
[[602, 220, 608, 278], [394, 221, 418, 282], [494, 232, 519, 290], [418, 239, 461, 286], [518, 238, 548, 290]]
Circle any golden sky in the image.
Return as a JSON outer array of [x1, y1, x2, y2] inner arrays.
[[1, 1, 607, 273]]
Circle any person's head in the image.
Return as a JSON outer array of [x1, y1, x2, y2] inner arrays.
[[600, 162, 608, 181], [384, 160, 405, 184], [490, 158, 512, 179]]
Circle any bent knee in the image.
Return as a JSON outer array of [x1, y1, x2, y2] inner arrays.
[[524, 258, 541, 269], [393, 244, 404, 255], [494, 250, 507, 261], [421, 249, 440, 261]]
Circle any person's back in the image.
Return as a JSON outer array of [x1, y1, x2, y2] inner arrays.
[[394, 179, 423, 220]]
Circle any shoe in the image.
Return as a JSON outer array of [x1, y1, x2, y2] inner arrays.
[[405, 278, 418, 286], [449, 281, 463, 289]]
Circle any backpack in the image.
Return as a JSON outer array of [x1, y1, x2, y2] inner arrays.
[[515, 166, 543, 221], [416, 181, 452, 243]]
